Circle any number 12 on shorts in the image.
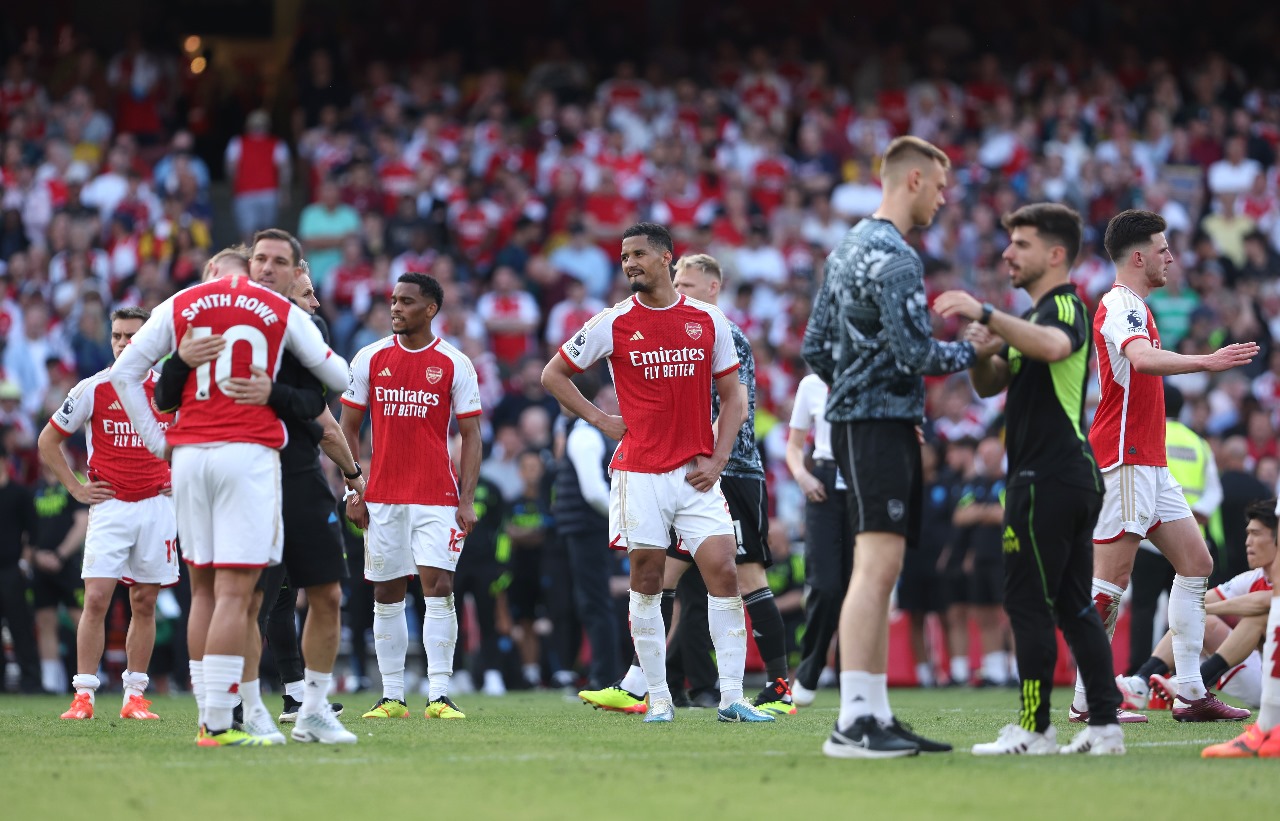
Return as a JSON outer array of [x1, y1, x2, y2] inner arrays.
[[191, 325, 270, 399]]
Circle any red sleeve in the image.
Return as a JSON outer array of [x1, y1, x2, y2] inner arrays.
[[558, 347, 585, 373]]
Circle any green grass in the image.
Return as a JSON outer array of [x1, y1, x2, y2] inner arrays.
[[1, 687, 1273, 820]]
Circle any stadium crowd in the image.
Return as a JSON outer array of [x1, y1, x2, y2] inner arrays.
[[2, 14, 1280, 699]]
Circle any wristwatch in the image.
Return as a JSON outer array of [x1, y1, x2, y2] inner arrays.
[[343, 461, 363, 480], [979, 302, 995, 325]]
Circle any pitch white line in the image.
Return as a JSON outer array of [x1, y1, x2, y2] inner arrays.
[[1125, 738, 1218, 748]]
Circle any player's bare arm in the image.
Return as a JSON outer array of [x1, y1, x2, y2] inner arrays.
[[36, 424, 115, 505], [1206, 590, 1273, 617], [338, 402, 369, 529], [455, 414, 482, 535], [541, 354, 626, 441], [962, 323, 1011, 398], [1124, 337, 1259, 375], [687, 369, 743, 492], [317, 408, 365, 495], [784, 426, 826, 503], [936, 289, 1074, 362]]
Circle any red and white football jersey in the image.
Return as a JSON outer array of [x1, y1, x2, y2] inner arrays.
[[341, 335, 482, 506], [1213, 567, 1273, 600], [50, 369, 173, 501], [558, 295, 739, 474], [1091, 285, 1166, 470], [111, 275, 345, 456]]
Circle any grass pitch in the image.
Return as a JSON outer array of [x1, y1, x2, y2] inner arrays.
[[1, 687, 1272, 820]]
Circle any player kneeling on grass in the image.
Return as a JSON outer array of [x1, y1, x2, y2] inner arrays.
[[41, 307, 177, 722], [1203, 495, 1280, 758], [1120, 500, 1273, 717]]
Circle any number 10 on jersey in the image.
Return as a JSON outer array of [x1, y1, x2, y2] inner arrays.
[[191, 325, 270, 400]]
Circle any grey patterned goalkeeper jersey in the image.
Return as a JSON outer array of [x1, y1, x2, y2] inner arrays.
[[712, 320, 765, 479], [802, 218, 975, 423]]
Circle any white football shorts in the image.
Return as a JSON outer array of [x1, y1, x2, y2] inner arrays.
[[608, 461, 734, 554], [172, 442, 283, 568], [82, 494, 179, 586], [1093, 464, 1193, 543], [364, 503, 463, 581]]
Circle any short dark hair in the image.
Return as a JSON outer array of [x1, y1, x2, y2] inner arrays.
[[621, 222, 673, 256], [399, 272, 444, 307], [1244, 499, 1278, 534], [111, 306, 150, 323], [1001, 203, 1083, 267], [252, 228, 304, 267], [1103, 209, 1167, 263]]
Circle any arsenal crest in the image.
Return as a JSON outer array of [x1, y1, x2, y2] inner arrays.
[[685, 322, 703, 340], [425, 366, 444, 384]]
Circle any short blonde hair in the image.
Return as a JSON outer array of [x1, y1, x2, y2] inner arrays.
[[881, 136, 951, 178], [673, 253, 722, 281], [202, 245, 250, 282]]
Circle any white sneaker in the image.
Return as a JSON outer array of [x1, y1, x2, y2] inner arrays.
[[1114, 674, 1148, 710], [972, 724, 1058, 755], [243, 707, 287, 744], [790, 680, 816, 708], [1060, 723, 1125, 755], [452, 670, 476, 695], [482, 670, 507, 697], [816, 667, 838, 688], [291, 708, 358, 745]]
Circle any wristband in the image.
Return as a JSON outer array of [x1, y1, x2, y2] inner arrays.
[[343, 461, 363, 480]]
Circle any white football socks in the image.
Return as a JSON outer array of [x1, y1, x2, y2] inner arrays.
[[240, 677, 267, 718], [619, 664, 647, 695], [373, 600, 408, 702], [708, 595, 746, 707], [202, 654, 244, 732], [301, 668, 332, 716], [981, 652, 1008, 685], [838, 670, 873, 727], [189, 659, 205, 725], [1073, 578, 1123, 712], [42, 659, 67, 694], [1169, 574, 1209, 701], [867, 672, 893, 725], [423, 595, 457, 701], [121, 670, 148, 707], [1257, 598, 1280, 731], [629, 591, 670, 704], [71, 673, 100, 706]]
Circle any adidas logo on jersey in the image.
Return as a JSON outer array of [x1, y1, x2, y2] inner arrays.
[[630, 331, 645, 341], [378, 368, 393, 377], [108, 400, 123, 411]]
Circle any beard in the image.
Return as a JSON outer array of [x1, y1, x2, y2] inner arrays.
[[1013, 265, 1045, 291], [629, 277, 651, 293]]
